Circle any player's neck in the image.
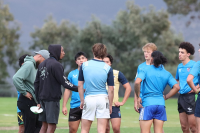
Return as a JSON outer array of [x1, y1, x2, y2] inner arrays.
[[182, 58, 190, 66], [78, 66, 80, 70], [146, 59, 151, 65], [94, 57, 103, 61]]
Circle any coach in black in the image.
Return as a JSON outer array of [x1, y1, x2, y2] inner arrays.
[[35, 44, 78, 133]]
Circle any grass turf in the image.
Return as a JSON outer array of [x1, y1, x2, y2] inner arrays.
[[0, 97, 182, 133]]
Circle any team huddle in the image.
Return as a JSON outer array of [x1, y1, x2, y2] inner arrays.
[[12, 42, 200, 133]]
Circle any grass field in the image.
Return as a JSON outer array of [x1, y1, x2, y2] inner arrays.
[[0, 97, 182, 133]]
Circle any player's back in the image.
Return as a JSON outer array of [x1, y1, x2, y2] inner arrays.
[[140, 65, 176, 107], [81, 59, 111, 96]]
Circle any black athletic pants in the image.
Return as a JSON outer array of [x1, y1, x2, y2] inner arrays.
[[17, 94, 42, 133]]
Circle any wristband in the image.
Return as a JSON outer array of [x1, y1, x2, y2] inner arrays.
[[196, 89, 199, 94]]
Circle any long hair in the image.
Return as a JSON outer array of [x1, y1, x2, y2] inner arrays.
[[151, 51, 167, 68]]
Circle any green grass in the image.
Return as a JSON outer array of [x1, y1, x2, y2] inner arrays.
[[0, 97, 182, 133]]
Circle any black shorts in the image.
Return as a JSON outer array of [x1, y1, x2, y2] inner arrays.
[[17, 112, 24, 125], [39, 100, 60, 124], [110, 106, 121, 119], [68, 107, 82, 121], [178, 93, 195, 114]]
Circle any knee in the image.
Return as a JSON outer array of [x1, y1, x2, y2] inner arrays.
[[181, 124, 189, 131], [112, 127, 120, 133], [189, 124, 196, 133], [106, 126, 110, 133], [69, 128, 78, 133]]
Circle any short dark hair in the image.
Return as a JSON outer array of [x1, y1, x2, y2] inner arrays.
[[74, 51, 87, 61], [105, 54, 113, 64], [19, 54, 30, 67], [92, 43, 107, 59], [179, 42, 195, 55], [151, 51, 167, 68]]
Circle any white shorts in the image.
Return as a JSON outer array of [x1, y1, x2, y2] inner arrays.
[[82, 94, 110, 121]]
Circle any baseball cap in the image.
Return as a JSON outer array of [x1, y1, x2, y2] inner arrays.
[[34, 50, 50, 59]]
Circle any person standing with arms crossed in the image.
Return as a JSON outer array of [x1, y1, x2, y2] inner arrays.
[[103, 54, 132, 133], [187, 44, 200, 133], [176, 42, 197, 133], [62, 51, 87, 133], [78, 43, 114, 133]]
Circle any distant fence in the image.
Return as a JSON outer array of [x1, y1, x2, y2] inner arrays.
[[0, 83, 179, 98], [0, 84, 17, 97]]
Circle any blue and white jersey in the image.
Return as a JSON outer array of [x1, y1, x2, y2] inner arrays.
[[78, 59, 114, 96], [176, 60, 198, 94], [137, 65, 177, 107], [135, 62, 150, 98], [68, 69, 85, 108], [17, 91, 21, 113], [190, 61, 200, 86]]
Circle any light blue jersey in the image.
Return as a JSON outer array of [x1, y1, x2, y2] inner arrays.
[[68, 69, 85, 108], [190, 61, 200, 86], [176, 60, 198, 94], [135, 62, 150, 98], [137, 65, 177, 107], [79, 59, 114, 96], [17, 91, 21, 113]]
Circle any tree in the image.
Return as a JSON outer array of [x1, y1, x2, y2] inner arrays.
[[70, 2, 183, 81], [30, 16, 80, 72], [30, 2, 183, 81], [163, 0, 200, 26], [0, 1, 20, 84]]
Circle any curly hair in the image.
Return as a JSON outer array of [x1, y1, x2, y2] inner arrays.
[[179, 42, 195, 55]]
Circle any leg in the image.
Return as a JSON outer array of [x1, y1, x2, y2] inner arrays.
[[140, 120, 153, 133], [46, 123, 56, 133], [81, 119, 92, 133], [97, 118, 108, 133], [179, 112, 190, 133], [18, 99, 37, 133], [39, 122, 48, 133], [34, 114, 42, 133], [188, 114, 197, 133], [18, 124, 24, 133], [196, 117, 200, 133], [153, 119, 164, 133], [106, 119, 110, 133], [69, 120, 81, 133], [110, 118, 121, 133]]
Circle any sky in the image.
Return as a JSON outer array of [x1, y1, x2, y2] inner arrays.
[[4, 0, 168, 49], [3, 0, 200, 83]]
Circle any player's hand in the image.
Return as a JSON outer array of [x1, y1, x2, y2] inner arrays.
[[80, 101, 84, 109], [109, 106, 112, 114], [25, 92, 32, 100], [188, 89, 194, 93], [136, 97, 143, 113], [114, 102, 124, 107], [62, 107, 67, 116], [37, 104, 41, 109], [134, 100, 139, 113]]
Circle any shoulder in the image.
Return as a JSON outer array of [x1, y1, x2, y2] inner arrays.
[[138, 62, 146, 68], [177, 63, 183, 68], [113, 69, 119, 74]]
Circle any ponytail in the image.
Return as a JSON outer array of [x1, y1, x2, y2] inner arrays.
[[151, 51, 167, 68]]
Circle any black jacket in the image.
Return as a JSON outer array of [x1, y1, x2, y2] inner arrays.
[[34, 44, 78, 102]]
